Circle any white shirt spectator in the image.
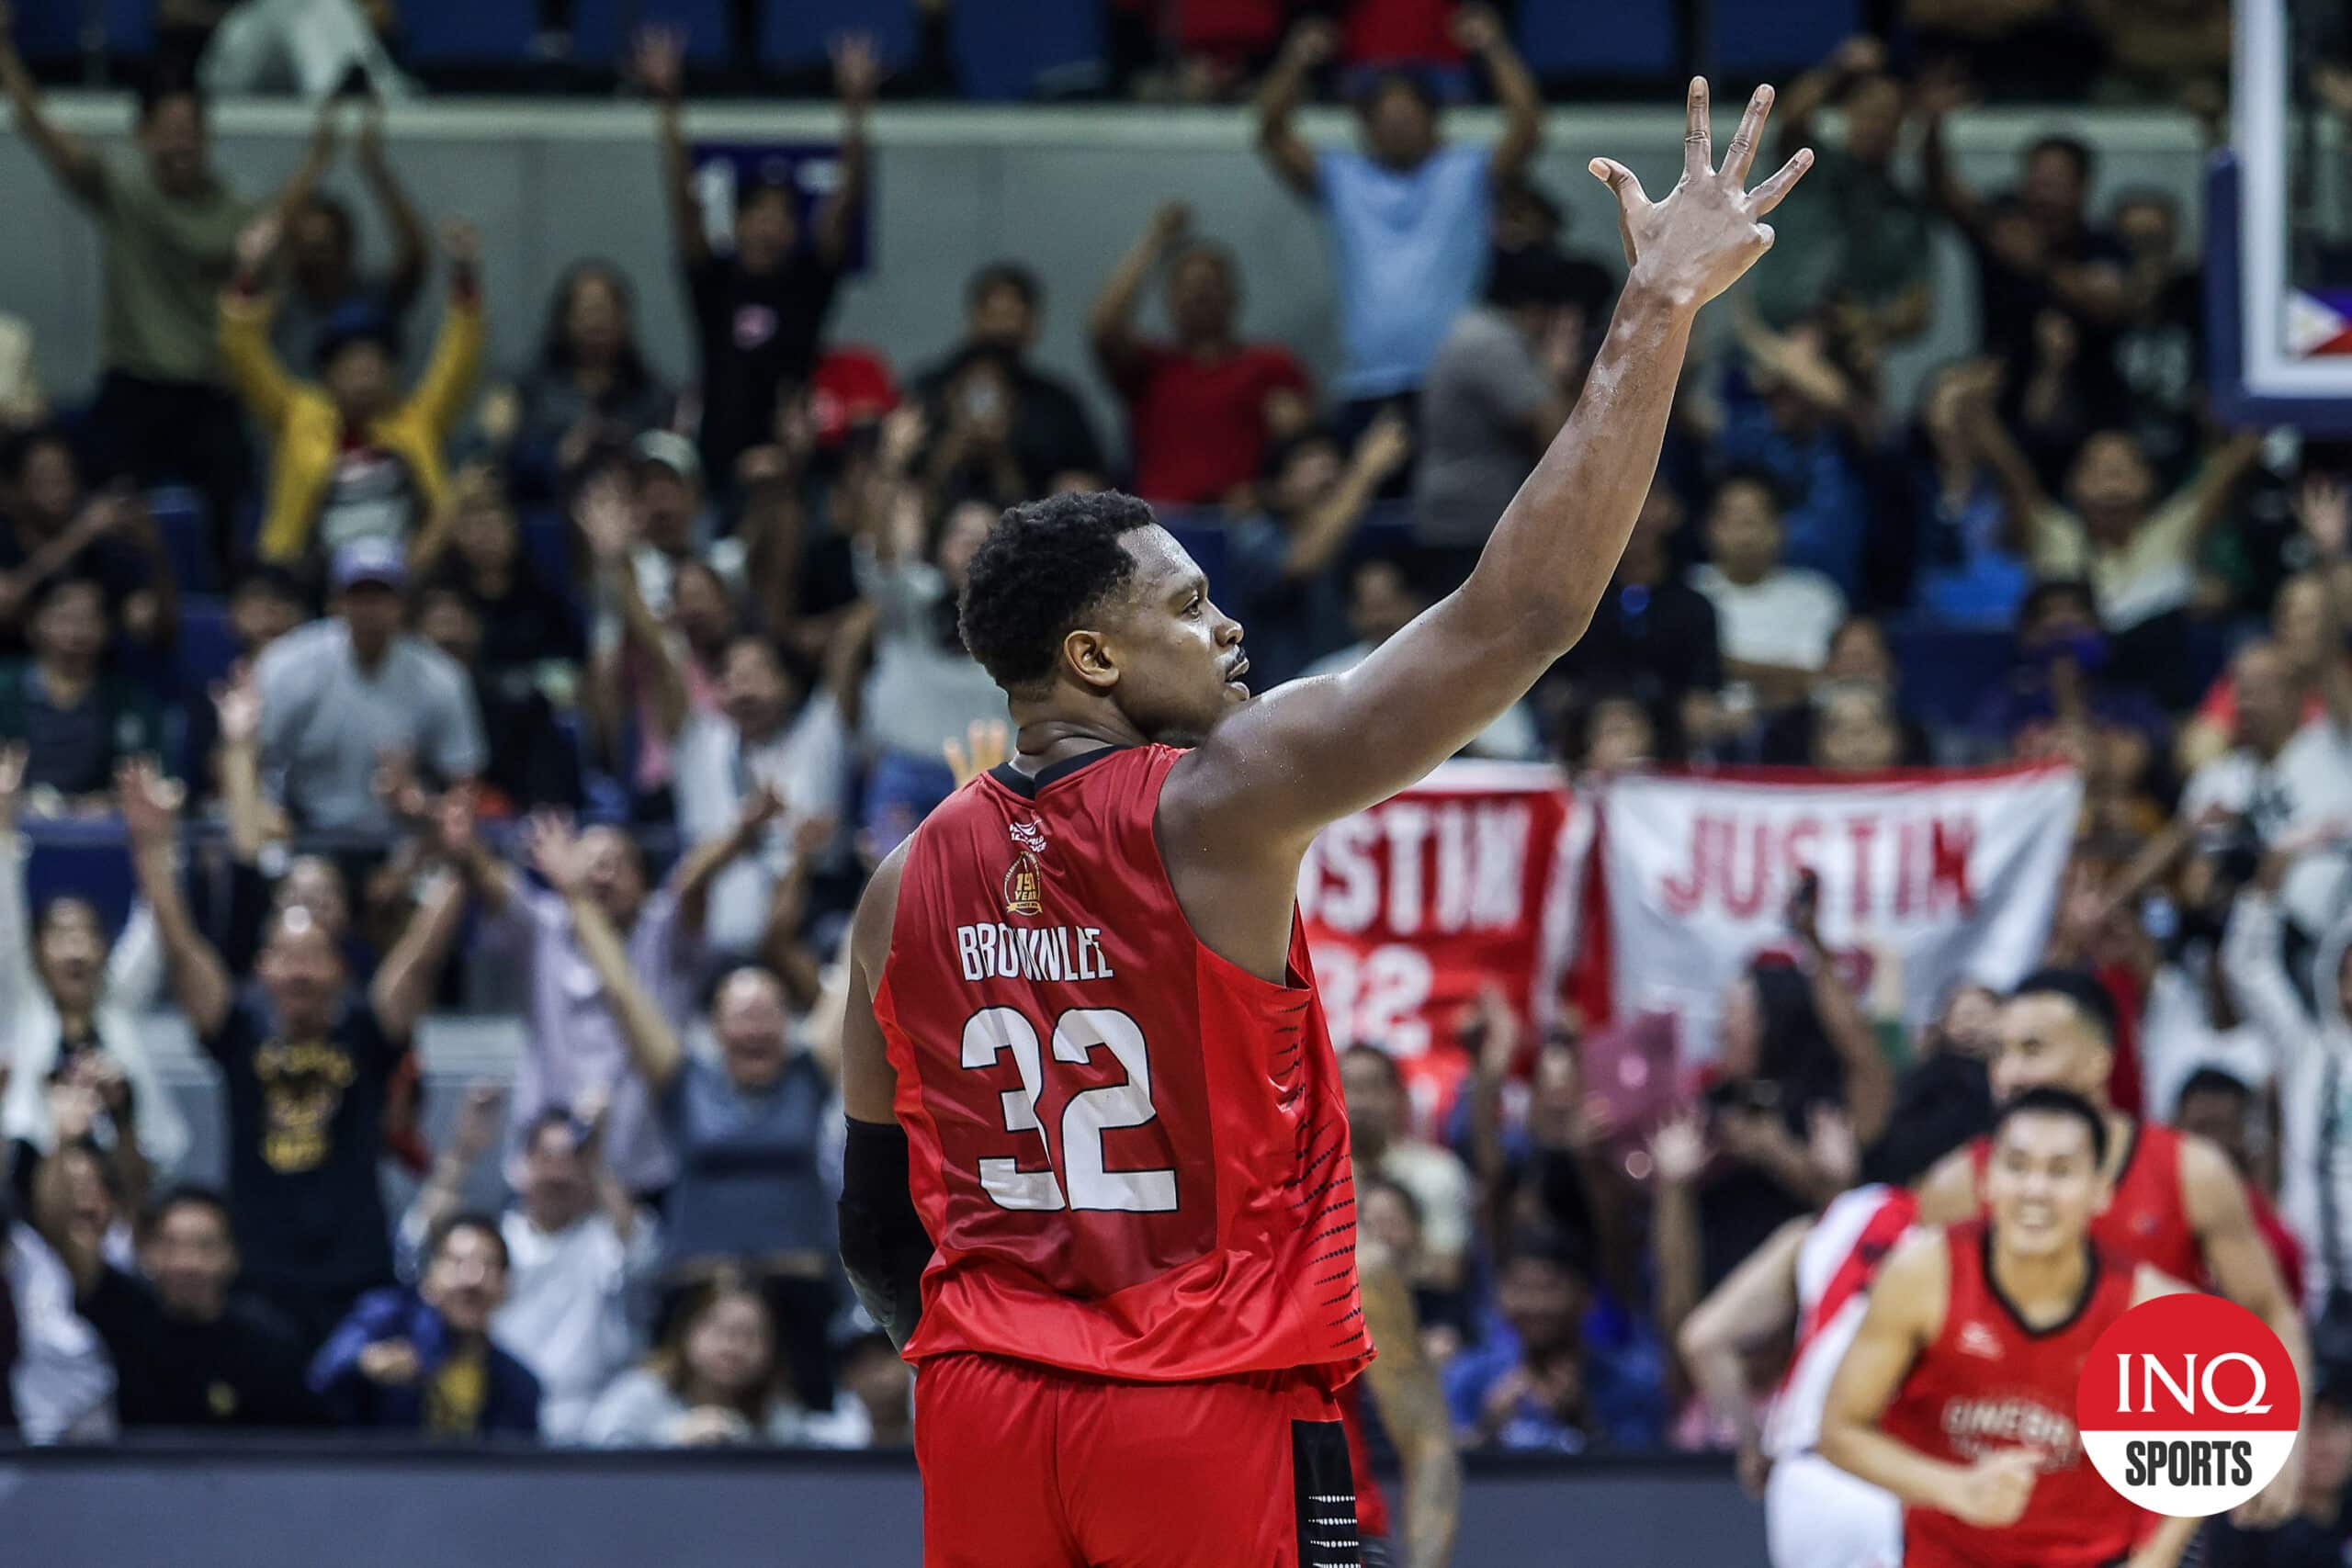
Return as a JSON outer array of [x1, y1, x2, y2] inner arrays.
[[673, 697, 849, 954], [1376, 1138, 1476, 1280], [1690, 564, 1848, 673], [6, 1222, 113, 1443], [0, 836, 188, 1171], [582, 1366, 806, 1448], [2135, 961, 2274, 1124], [2181, 716, 2352, 936]]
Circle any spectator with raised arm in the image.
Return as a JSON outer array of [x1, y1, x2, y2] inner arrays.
[[0, 745, 189, 1184], [310, 1213, 539, 1438], [409, 465, 583, 672], [3, 1200, 114, 1442], [1905, 361, 2031, 629], [0, 429, 174, 660], [912, 263, 1105, 504], [557, 826, 840, 1412], [1254, 7, 1542, 446], [48, 1184, 322, 1429], [0, 574, 167, 809], [397, 1085, 658, 1442], [1089, 201, 1311, 506], [582, 1272, 802, 1447], [267, 103, 430, 377], [640, 27, 873, 491], [1227, 413, 1412, 688], [254, 537, 486, 832], [123, 759, 470, 1348], [222, 214, 485, 568], [503, 263, 675, 505]]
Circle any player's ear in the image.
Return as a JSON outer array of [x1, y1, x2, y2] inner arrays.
[[1061, 626, 1121, 693]]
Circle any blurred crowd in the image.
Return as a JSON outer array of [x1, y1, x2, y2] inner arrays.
[[0, 12, 2350, 1550]]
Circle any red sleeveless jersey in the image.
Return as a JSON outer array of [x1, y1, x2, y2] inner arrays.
[[1970, 1119, 2200, 1282], [1883, 1224, 2144, 1568], [876, 744, 1374, 1387]]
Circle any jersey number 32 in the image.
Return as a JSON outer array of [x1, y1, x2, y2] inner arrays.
[[960, 1007, 1179, 1213]]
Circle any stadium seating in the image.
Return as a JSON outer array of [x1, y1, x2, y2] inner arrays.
[[571, 0, 730, 69], [759, 0, 917, 75], [949, 0, 1105, 101], [1517, 0, 1678, 82], [401, 0, 538, 69], [1705, 0, 1862, 78]]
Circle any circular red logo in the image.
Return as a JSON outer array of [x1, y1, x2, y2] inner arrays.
[[2075, 1293, 2300, 1517]]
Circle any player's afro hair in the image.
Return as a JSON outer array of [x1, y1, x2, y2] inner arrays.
[[958, 491, 1159, 693]]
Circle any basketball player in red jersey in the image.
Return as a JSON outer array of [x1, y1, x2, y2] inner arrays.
[[831, 77, 1814, 1568], [1912, 969, 2311, 1525], [1820, 1088, 2202, 1568]]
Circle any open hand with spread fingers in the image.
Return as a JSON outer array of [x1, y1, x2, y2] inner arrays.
[[1589, 78, 1813, 313]]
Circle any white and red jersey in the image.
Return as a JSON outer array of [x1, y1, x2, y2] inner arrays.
[[1763, 1185, 1918, 1459]]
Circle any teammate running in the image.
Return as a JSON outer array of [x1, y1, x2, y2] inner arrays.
[[1819, 1088, 2201, 1568], [1911, 970, 2310, 1523], [833, 77, 1814, 1568]]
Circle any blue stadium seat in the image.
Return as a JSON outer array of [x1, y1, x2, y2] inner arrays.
[[519, 507, 572, 589], [759, 0, 914, 74], [176, 595, 239, 699], [401, 0, 537, 67], [950, 0, 1102, 101], [1707, 0, 1861, 78], [1888, 620, 2014, 732], [10, 0, 85, 62], [105, 0, 152, 60], [1518, 0, 1677, 79], [25, 829, 138, 938], [572, 0, 729, 66], [147, 486, 216, 595]]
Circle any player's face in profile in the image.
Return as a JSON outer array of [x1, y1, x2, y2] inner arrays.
[[1097, 526, 1248, 745], [1990, 994, 2109, 1102], [1984, 1111, 2106, 1257]]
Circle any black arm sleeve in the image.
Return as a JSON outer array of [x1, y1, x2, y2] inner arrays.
[[839, 1116, 934, 1352]]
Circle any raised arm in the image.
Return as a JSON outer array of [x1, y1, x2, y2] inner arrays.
[[1454, 5, 1544, 186], [672, 781, 784, 939], [119, 759, 234, 1039], [2296, 474, 2352, 730], [400, 1082, 502, 1262], [579, 475, 689, 739], [813, 34, 876, 268], [2179, 1133, 2312, 1528], [355, 106, 429, 313], [1090, 203, 1190, 388], [1679, 1212, 1807, 1481], [1819, 1233, 2039, 1527], [0, 0, 104, 204], [633, 27, 708, 272], [368, 841, 469, 1045], [1356, 1253, 1461, 1568], [1777, 36, 1883, 151], [1173, 81, 1811, 850], [1952, 361, 2052, 531], [1253, 19, 1334, 201], [1792, 887, 1894, 1142], [1915, 73, 1986, 237], [258, 101, 341, 236], [538, 815, 684, 1093], [2174, 431, 2267, 545], [1280, 412, 1413, 579]]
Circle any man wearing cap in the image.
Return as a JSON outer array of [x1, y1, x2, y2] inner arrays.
[[254, 538, 486, 833], [220, 210, 483, 570]]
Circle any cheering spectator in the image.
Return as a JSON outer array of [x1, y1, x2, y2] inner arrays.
[[2180, 573, 2347, 775], [1971, 578, 2171, 780], [3, 1207, 113, 1441], [914, 264, 1105, 503], [411, 582, 583, 814], [1906, 361, 2030, 629], [311, 1213, 539, 1438], [410, 465, 584, 672], [562, 841, 840, 1410], [266, 105, 429, 377], [1340, 1046, 1475, 1292], [125, 760, 469, 1348], [583, 1273, 801, 1447], [1539, 481, 1726, 752], [504, 264, 675, 504], [1301, 548, 1541, 759], [1749, 37, 1932, 345], [0, 746, 189, 1178], [1412, 249, 1588, 580], [26, 1081, 139, 1269], [457, 805, 777, 1199], [2109, 189, 2208, 482], [642, 27, 873, 491], [1227, 414, 1412, 689], [845, 482, 1004, 858], [0, 430, 172, 660], [399, 1087, 658, 1442], [223, 214, 486, 569], [1445, 1227, 1667, 1453], [0, 9, 323, 550], [1254, 9, 1542, 441], [0, 575, 168, 807], [49, 1184, 322, 1428], [802, 1329, 914, 1450], [1713, 319, 1876, 603], [1089, 202, 1312, 505], [1756, 616, 1933, 768], [1691, 471, 1849, 715], [254, 537, 487, 832]]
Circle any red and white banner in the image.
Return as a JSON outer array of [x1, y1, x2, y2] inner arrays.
[[1296, 761, 1584, 1090], [1600, 764, 2081, 1051]]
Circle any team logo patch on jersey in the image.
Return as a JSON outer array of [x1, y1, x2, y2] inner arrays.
[[1958, 1322, 2006, 1360], [1003, 852, 1044, 917], [1010, 819, 1047, 853]]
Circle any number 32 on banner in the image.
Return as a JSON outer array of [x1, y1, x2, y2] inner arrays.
[[1313, 944, 1435, 1056]]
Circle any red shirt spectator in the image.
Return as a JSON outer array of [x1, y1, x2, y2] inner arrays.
[[1091, 204, 1312, 506]]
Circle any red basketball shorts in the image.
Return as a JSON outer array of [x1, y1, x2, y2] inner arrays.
[[915, 1351, 1360, 1568]]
